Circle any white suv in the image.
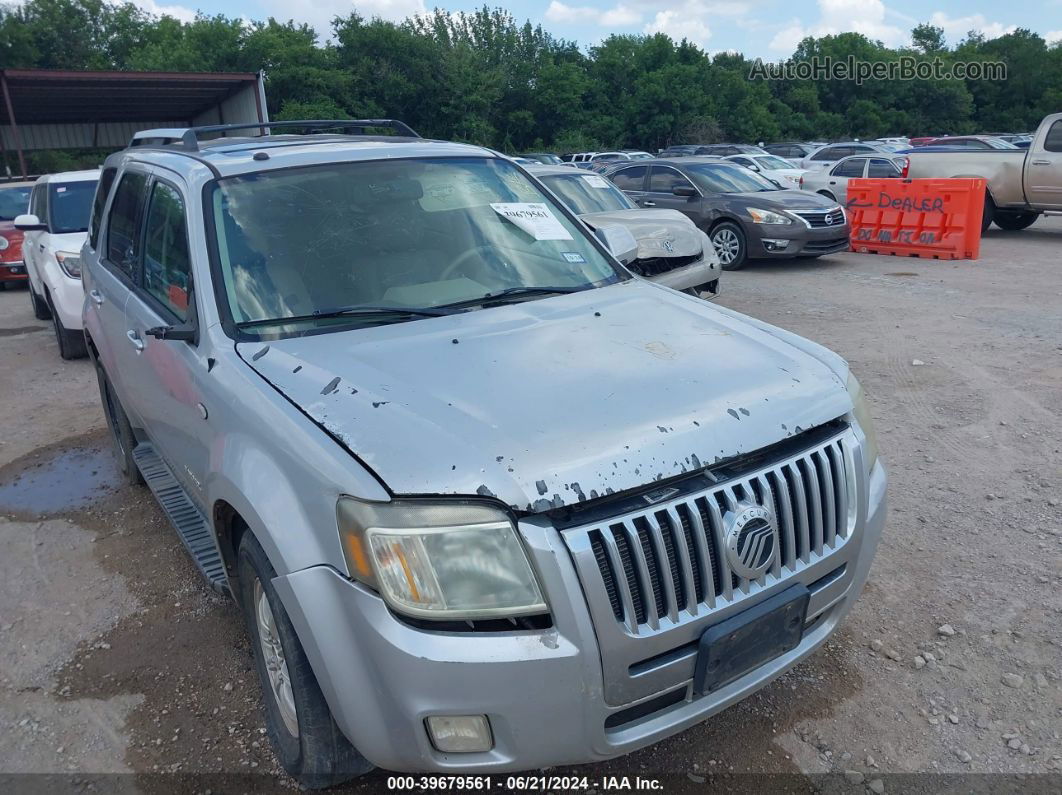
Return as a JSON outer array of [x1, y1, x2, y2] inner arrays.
[[16, 169, 100, 359]]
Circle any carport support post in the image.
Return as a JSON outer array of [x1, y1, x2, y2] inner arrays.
[[0, 73, 27, 179]]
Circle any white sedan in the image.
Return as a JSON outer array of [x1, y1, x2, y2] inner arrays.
[[798, 154, 907, 207], [724, 154, 806, 188]]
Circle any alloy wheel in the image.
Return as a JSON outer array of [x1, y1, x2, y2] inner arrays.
[[255, 578, 300, 738]]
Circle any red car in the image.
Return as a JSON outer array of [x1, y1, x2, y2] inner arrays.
[[0, 181, 34, 289]]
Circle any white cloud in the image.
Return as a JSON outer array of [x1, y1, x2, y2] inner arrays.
[[1047, 29, 1062, 45], [767, 0, 905, 53], [133, 0, 197, 23], [545, 1, 642, 26], [644, 8, 711, 45], [927, 12, 1017, 41], [261, 0, 427, 39]]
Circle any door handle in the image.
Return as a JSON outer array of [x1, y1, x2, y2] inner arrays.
[[1031, 159, 1050, 165], [39, 244, 45, 252], [641, 200, 656, 206], [89, 289, 104, 307], [126, 329, 144, 353]]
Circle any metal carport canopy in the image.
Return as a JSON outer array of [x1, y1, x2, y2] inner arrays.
[[1, 68, 267, 178]]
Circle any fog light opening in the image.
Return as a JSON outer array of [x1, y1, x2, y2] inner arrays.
[[426, 715, 493, 753], [762, 239, 791, 252]]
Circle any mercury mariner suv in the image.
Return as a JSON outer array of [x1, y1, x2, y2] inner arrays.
[[81, 121, 886, 788]]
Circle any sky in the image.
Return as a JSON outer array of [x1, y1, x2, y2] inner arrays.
[[133, 0, 1062, 59]]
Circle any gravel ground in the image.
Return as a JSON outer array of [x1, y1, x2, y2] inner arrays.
[[0, 219, 1060, 793]]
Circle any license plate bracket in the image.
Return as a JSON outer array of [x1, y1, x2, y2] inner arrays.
[[693, 584, 810, 695]]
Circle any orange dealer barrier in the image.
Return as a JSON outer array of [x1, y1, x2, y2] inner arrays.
[[845, 177, 986, 260]]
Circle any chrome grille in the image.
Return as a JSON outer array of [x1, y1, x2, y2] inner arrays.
[[573, 433, 853, 635], [794, 207, 846, 228]]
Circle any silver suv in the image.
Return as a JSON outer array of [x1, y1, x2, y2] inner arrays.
[[81, 121, 886, 787]]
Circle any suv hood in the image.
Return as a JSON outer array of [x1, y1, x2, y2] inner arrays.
[[579, 209, 703, 258], [238, 280, 851, 513], [731, 189, 838, 211]]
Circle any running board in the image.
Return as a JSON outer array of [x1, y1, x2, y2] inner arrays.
[[132, 443, 229, 595]]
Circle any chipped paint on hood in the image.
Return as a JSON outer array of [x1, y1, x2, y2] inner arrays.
[[237, 280, 852, 513], [579, 209, 704, 260]]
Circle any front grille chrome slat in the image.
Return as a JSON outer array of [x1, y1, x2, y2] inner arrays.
[[621, 519, 660, 631], [570, 430, 854, 633]]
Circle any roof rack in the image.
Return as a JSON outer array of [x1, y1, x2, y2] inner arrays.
[[128, 119, 421, 152]]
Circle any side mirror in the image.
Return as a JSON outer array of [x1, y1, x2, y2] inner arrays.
[[13, 214, 47, 232], [747, 164, 761, 172], [672, 185, 697, 197], [594, 224, 639, 265]]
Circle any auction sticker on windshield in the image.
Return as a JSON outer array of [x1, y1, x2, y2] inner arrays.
[[491, 202, 573, 240], [582, 175, 611, 188]]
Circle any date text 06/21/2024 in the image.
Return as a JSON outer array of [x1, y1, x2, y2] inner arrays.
[[386, 775, 665, 790]]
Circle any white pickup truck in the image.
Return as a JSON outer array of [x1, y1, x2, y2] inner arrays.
[[906, 112, 1062, 232]]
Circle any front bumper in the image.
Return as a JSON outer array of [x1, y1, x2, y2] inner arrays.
[[745, 221, 851, 258], [0, 261, 27, 282], [646, 255, 719, 293], [275, 458, 886, 773]]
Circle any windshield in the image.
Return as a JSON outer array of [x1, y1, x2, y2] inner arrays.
[[627, 153, 654, 160], [540, 173, 635, 215], [985, 138, 1019, 149], [754, 155, 795, 170], [684, 163, 780, 193], [209, 157, 622, 331], [0, 186, 31, 220], [48, 181, 97, 234]]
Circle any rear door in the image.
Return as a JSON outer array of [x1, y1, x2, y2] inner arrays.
[[609, 165, 649, 205], [91, 168, 148, 392], [121, 174, 212, 505], [1024, 116, 1062, 209], [644, 165, 703, 221]]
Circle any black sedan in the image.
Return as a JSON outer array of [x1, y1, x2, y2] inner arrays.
[[604, 158, 849, 270]]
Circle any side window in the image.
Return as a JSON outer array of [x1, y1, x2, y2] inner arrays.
[[142, 182, 192, 321], [1044, 120, 1062, 153], [610, 166, 648, 191], [811, 147, 835, 161], [731, 157, 752, 167], [88, 167, 117, 249], [648, 166, 695, 193], [106, 172, 149, 278], [832, 158, 866, 178], [868, 158, 900, 178], [30, 184, 47, 221]]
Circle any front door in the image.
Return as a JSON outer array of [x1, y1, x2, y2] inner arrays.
[[121, 175, 212, 508], [644, 165, 703, 222]]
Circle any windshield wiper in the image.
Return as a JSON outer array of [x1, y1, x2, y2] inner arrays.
[[237, 304, 451, 330], [436, 285, 589, 311]]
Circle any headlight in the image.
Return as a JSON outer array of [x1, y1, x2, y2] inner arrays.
[[55, 251, 81, 279], [846, 372, 879, 469], [747, 208, 792, 225], [337, 498, 547, 620], [0, 236, 9, 251]]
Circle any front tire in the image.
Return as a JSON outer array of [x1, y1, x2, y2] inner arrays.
[[710, 221, 747, 271], [47, 292, 86, 359], [238, 532, 373, 788], [993, 211, 1039, 231], [30, 285, 51, 320]]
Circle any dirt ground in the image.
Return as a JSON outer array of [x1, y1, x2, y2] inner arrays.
[[1, 220, 1060, 793]]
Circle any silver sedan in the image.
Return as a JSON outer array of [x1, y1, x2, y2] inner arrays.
[[798, 154, 908, 207]]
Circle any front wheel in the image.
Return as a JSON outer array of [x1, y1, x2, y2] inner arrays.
[[993, 211, 1039, 231], [238, 532, 373, 788], [29, 285, 51, 320], [47, 292, 87, 360], [710, 221, 747, 271]]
